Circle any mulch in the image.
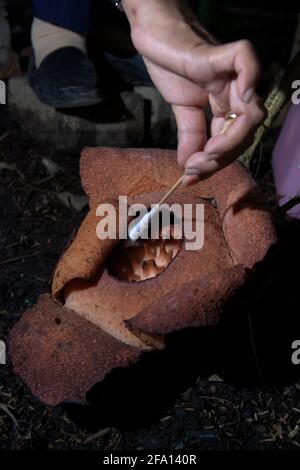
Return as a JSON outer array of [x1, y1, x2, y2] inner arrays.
[[0, 105, 300, 450]]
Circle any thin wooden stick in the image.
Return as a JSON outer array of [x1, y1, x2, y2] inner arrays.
[[128, 114, 236, 241], [158, 175, 184, 206], [157, 112, 237, 206], [220, 111, 237, 135]]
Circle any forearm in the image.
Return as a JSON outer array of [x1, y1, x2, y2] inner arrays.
[[123, 0, 192, 23], [123, 0, 263, 185], [122, 0, 215, 79], [123, 0, 215, 42], [123, 0, 195, 44]]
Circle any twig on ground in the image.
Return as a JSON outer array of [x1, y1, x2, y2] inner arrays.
[[85, 428, 111, 444], [0, 403, 19, 429], [0, 131, 9, 143], [0, 249, 45, 265], [249, 313, 266, 389]]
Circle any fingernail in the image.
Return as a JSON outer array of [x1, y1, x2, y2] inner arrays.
[[243, 88, 254, 103], [182, 175, 200, 187], [203, 153, 219, 161], [185, 166, 200, 176]]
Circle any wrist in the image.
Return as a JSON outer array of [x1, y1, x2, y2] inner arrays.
[[123, 0, 189, 27], [123, 0, 215, 50]]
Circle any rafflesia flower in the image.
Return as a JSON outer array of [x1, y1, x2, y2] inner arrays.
[[9, 148, 276, 405]]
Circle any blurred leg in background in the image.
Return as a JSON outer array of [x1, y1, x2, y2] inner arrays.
[[0, 0, 11, 68], [0, 0, 21, 79], [29, 0, 153, 108], [29, 0, 102, 107], [31, 0, 90, 67], [28, 1, 201, 109]]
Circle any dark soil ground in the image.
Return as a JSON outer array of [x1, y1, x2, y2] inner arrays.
[[1, 0, 300, 451], [1, 99, 300, 450]]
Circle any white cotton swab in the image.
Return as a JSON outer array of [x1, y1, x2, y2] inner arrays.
[[129, 177, 184, 241], [128, 112, 237, 242], [128, 206, 160, 242]]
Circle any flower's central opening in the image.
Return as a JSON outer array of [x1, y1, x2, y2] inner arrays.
[[107, 225, 182, 282]]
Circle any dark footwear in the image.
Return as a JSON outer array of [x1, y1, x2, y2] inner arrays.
[[28, 47, 104, 108]]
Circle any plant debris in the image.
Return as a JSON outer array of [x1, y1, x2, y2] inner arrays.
[[0, 102, 300, 451]]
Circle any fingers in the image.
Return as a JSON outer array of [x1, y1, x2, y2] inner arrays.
[[203, 40, 260, 118], [208, 80, 231, 117], [172, 105, 207, 169], [205, 40, 261, 104], [183, 91, 266, 186], [182, 151, 220, 186], [205, 114, 256, 157], [234, 40, 262, 103], [205, 82, 266, 157]]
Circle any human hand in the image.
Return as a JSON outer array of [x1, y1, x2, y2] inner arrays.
[[123, 0, 266, 185]]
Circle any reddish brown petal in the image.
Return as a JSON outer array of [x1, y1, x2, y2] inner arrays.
[[9, 294, 141, 406], [126, 265, 247, 335]]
